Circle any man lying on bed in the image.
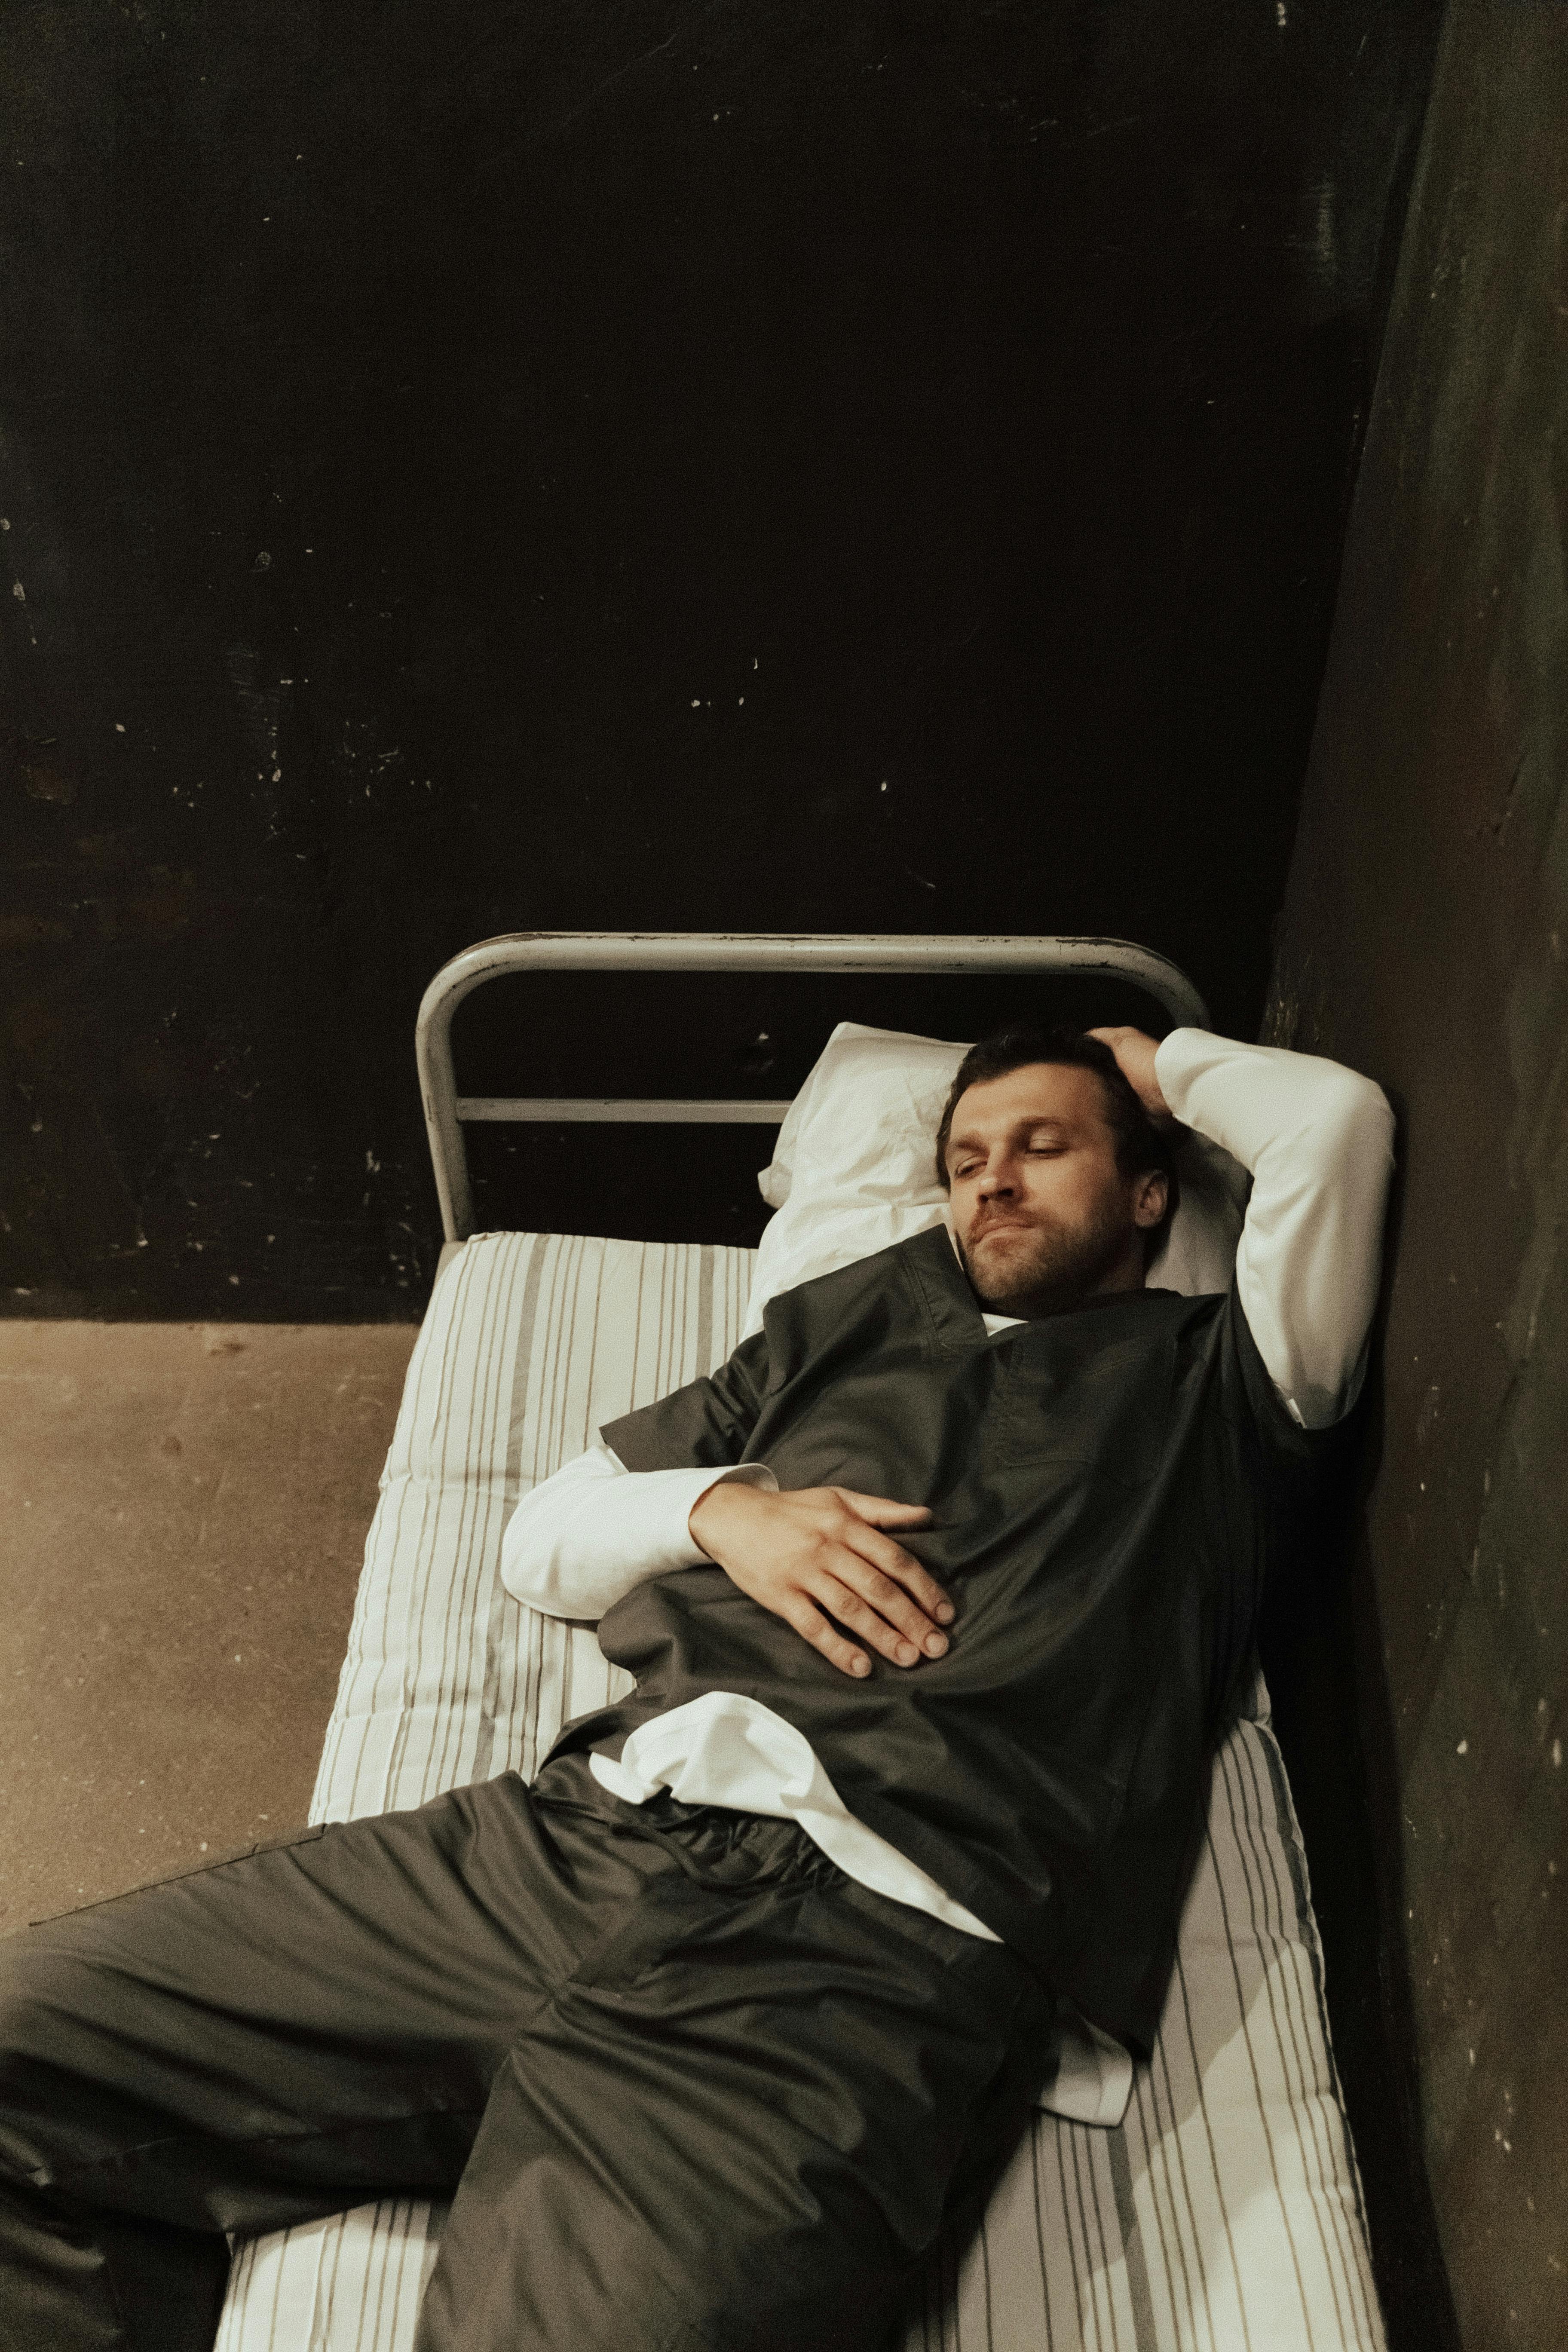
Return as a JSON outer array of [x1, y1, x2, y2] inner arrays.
[[0, 1024, 1393, 2352]]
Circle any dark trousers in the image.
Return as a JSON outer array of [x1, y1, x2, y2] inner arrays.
[[0, 1752, 1050, 2352]]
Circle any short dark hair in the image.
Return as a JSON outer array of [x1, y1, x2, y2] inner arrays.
[[935, 1026, 1179, 1262]]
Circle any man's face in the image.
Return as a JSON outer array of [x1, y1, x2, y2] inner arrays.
[[943, 1062, 1168, 1317]]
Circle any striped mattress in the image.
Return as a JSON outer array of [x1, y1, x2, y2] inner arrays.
[[214, 1231, 1387, 2352]]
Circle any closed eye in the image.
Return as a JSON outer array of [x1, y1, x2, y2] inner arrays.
[[953, 1143, 1067, 1178]]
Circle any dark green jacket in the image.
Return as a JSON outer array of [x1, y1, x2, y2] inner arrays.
[[554, 1223, 1348, 2052]]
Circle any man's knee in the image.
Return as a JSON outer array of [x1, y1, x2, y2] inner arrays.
[[0, 1906, 173, 2138], [0, 1924, 62, 2037], [0, 1932, 82, 2168]]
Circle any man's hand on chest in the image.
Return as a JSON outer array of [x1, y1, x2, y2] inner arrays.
[[686, 1481, 954, 1681]]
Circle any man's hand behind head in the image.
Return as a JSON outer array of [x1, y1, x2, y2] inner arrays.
[[1083, 1026, 1173, 1122], [687, 1482, 952, 1681]]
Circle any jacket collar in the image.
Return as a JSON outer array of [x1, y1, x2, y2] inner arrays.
[[897, 1220, 989, 1357], [897, 1216, 1174, 1359]]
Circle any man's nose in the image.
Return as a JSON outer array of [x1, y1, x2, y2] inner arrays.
[[977, 1162, 1016, 1197]]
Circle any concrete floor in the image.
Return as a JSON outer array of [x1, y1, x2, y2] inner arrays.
[[0, 1320, 420, 1937]]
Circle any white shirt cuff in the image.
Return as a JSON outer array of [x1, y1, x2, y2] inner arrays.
[[500, 1446, 777, 1621]]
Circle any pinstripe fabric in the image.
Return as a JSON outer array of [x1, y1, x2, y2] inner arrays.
[[214, 2199, 444, 2352], [219, 1233, 1386, 2352], [901, 1723, 1386, 2352]]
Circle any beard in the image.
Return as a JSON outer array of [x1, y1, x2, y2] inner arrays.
[[959, 1194, 1135, 1317]]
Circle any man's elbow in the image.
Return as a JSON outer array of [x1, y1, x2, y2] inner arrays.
[[498, 1497, 557, 1609], [1307, 1066, 1396, 1183], [500, 1548, 582, 1620]]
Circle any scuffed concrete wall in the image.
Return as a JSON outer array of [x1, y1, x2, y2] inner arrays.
[[1263, 3, 1568, 2343]]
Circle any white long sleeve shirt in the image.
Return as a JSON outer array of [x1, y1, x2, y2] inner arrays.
[[499, 1029, 1395, 2125]]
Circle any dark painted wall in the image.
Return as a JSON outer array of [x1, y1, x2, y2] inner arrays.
[[1, 0, 1439, 1317], [1262, 3, 1568, 2343]]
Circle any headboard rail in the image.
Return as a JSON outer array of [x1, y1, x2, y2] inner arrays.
[[416, 931, 1209, 1245]]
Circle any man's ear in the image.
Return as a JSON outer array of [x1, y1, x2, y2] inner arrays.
[[1132, 1170, 1169, 1230]]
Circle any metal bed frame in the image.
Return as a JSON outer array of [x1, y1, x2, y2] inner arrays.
[[417, 930, 1210, 1256]]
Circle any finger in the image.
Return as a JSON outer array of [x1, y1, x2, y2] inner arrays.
[[828, 1537, 952, 1648], [784, 1595, 873, 1679], [835, 1521, 955, 1629], [824, 1560, 949, 1661], [832, 1489, 935, 1528], [828, 1491, 950, 1619], [815, 1574, 927, 1669]]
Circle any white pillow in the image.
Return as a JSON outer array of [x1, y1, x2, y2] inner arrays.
[[743, 1021, 1250, 1339]]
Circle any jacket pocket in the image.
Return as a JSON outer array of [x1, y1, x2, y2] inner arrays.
[[988, 1326, 1173, 1485]]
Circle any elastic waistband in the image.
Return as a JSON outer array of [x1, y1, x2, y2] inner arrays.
[[533, 1749, 850, 1897]]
